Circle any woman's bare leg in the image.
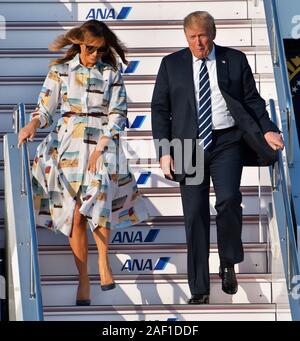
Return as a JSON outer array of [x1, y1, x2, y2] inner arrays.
[[92, 226, 114, 287], [68, 199, 90, 301]]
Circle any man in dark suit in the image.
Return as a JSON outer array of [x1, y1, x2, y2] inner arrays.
[[151, 11, 284, 304]]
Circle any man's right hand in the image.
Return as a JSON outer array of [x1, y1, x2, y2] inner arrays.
[[18, 117, 40, 148], [160, 154, 175, 180]]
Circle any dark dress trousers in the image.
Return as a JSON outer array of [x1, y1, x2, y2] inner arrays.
[[151, 45, 279, 295]]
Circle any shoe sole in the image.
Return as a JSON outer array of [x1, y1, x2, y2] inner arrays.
[[76, 299, 91, 306], [101, 282, 116, 291]]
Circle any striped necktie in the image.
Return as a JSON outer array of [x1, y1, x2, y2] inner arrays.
[[198, 58, 212, 150]]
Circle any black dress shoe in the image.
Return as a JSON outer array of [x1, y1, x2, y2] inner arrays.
[[219, 266, 238, 295], [187, 294, 209, 304]]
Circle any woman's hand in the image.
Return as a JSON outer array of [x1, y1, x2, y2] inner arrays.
[[88, 149, 103, 174], [18, 118, 40, 148], [88, 136, 111, 174]]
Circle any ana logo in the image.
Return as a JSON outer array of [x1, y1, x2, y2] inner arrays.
[[137, 171, 151, 185], [112, 229, 159, 243], [86, 7, 132, 20], [121, 257, 170, 271], [119, 61, 140, 74], [126, 115, 146, 129]]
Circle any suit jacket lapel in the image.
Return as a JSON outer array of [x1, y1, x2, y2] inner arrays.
[[215, 45, 229, 90], [182, 49, 198, 124]]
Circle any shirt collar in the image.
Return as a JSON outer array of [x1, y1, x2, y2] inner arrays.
[[69, 53, 103, 71], [192, 44, 216, 64]]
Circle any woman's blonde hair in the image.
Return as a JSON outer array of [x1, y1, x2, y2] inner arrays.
[[49, 20, 128, 68]]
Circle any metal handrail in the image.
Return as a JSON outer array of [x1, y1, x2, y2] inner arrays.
[[270, 0, 294, 166], [269, 99, 300, 290], [13, 103, 43, 320]]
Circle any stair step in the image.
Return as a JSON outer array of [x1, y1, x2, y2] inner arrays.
[[43, 303, 276, 321], [2, 22, 254, 50], [0, 187, 272, 218], [0, 159, 271, 191], [0, 51, 272, 78], [141, 187, 270, 216], [38, 243, 268, 276], [1, 1, 249, 22], [0, 215, 268, 249], [0, 73, 273, 104], [34, 215, 268, 246], [41, 273, 272, 306]]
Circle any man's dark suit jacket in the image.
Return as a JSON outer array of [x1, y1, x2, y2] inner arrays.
[[151, 45, 279, 182]]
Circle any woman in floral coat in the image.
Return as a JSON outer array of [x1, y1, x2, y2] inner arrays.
[[18, 20, 149, 306]]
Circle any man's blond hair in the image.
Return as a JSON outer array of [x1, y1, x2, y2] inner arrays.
[[183, 11, 216, 37]]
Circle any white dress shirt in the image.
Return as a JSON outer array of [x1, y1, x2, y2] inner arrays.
[[193, 45, 236, 130]]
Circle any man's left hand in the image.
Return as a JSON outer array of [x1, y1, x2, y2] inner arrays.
[[264, 131, 284, 151]]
